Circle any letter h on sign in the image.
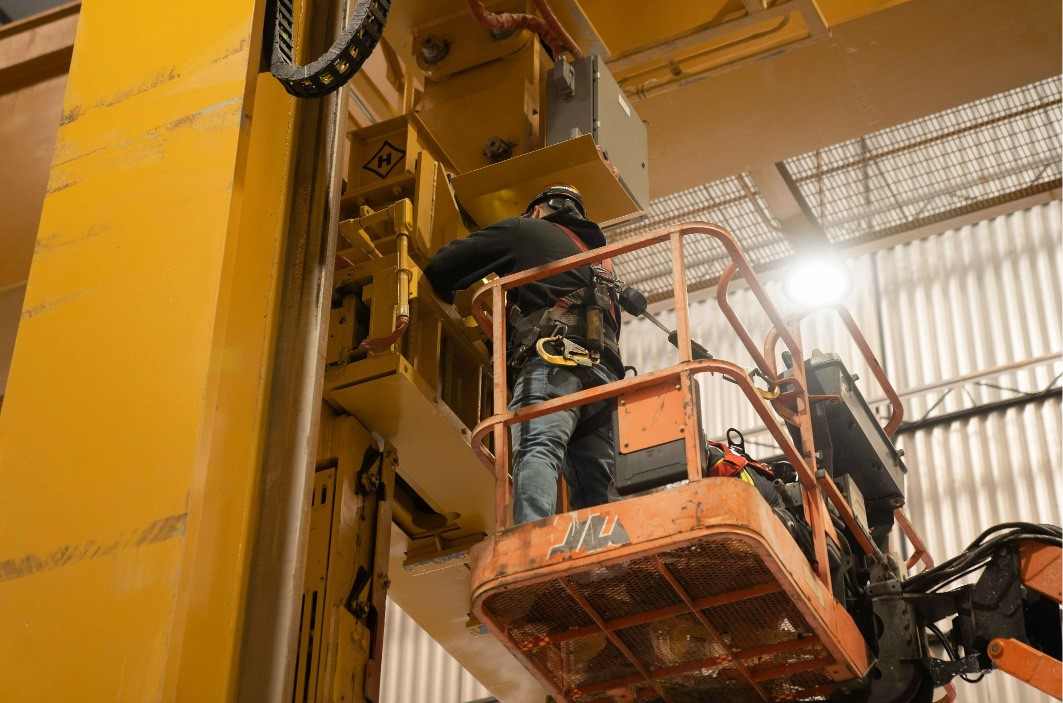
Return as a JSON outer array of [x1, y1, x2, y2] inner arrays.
[[362, 140, 406, 179]]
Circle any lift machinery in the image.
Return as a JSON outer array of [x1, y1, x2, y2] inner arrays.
[[294, 4, 1062, 701], [0, 1, 1059, 703], [464, 223, 1063, 702]]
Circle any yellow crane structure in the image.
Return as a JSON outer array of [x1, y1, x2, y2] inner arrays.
[[0, 1, 1058, 702]]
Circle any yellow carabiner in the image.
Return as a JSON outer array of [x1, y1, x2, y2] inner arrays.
[[536, 336, 596, 367], [536, 336, 578, 367], [747, 368, 781, 400]]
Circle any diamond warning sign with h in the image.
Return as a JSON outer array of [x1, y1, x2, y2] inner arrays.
[[362, 140, 406, 179]]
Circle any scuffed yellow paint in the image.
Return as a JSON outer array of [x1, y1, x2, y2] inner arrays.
[[0, 1, 299, 700]]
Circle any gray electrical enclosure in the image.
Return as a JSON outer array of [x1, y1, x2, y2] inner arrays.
[[545, 55, 650, 214]]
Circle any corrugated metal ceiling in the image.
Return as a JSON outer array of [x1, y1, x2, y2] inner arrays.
[[608, 174, 790, 300], [607, 76, 1062, 302], [785, 76, 1062, 246]]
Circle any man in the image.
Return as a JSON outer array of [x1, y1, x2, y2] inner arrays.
[[424, 185, 623, 525]]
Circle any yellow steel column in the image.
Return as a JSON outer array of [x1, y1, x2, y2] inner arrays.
[[0, 2, 306, 701]]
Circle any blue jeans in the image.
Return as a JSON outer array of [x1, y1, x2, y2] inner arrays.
[[509, 358, 619, 525]]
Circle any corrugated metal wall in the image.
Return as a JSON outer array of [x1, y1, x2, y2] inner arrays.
[[380, 598, 492, 703], [380, 201, 1061, 702], [900, 397, 1061, 703]]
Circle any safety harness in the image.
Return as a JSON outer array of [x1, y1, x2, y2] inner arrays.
[[705, 429, 777, 486], [507, 223, 622, 372]]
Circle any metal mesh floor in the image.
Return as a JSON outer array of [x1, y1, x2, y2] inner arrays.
[[480, 537, 837, 702]]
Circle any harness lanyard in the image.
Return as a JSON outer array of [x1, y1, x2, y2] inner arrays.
[[551, 223, 620, 327]]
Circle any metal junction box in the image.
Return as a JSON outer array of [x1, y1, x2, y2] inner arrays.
[[613, 380, 704, 495], [546, 55, 650, 213]]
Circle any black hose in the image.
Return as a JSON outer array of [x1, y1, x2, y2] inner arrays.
[[903, 523, 1061, 594]]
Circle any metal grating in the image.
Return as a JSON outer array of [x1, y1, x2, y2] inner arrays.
[[480, 535, 840, 703], [784, 76, 1062, 246], [607, 175, 791, 302], [607, 77, 1061, 304]]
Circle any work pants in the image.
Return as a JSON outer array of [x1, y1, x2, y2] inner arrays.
[[509, 358, 619, 525]]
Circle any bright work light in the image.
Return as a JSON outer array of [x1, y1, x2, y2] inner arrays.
[[783, 258, 855, 306]]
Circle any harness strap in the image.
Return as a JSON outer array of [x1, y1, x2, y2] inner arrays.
[[552, 223, 616, 276], [706, 440, 777, 481], [552, 223, 621, 327]]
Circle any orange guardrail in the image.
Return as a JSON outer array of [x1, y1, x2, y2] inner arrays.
[[468, 220, 904, 590]]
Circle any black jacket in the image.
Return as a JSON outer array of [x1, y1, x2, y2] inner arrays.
[[424, 210, 623, 374]]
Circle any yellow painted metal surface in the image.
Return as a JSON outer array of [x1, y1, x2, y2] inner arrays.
[[0, 1, 297, 700], [412, 0, 533, 80], [450, 134, 642, 227], [417, 40, 544, 173], [386, 526, 546, 703], [320, 171, 532, 694], [295, 414, 397, 703], [814, 0, 914, 26], [3, 2, 1051, 702], [327, 366, 494, 536], [611, 10, 816, 96], [578, 0, 746, 57], [576, 0, 914, 61]]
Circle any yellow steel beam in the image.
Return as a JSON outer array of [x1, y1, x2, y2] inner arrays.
[[0, 1, 302, 700]]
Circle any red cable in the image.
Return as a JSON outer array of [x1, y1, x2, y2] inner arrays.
[[464, 0, 582, 58]]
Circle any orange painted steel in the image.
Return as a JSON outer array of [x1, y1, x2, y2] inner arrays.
[[616, 381, 687, 454], [988, 637, 1063, 700], [559, 575, 675, 702], [469, 479, 872, 702], [469, 222, 839, 581], [1019, 541, 1062, 603], [653, 552, 773, 700], [894, 508, 937, 573], [717, 262, 778, 388], [465, 221, 898, 700], [526, 581, 787, 647], [763, 304, 905, 439]]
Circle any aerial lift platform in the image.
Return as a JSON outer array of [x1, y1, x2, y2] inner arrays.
[[463, 222, 1062, 702]]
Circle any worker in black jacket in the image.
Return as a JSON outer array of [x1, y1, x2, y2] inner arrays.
[[424, 185, 622, 524]]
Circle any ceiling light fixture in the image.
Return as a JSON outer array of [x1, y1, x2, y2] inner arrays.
[[782, 257, 855, 307]]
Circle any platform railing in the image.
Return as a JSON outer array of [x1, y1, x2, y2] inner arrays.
[[468, 221, 899, 590], [761, 302, 905, 438]]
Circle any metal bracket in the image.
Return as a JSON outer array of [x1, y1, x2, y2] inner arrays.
[[927, 654, 985, 686]]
